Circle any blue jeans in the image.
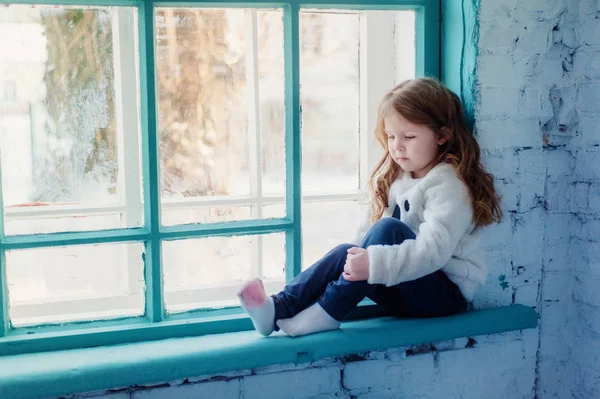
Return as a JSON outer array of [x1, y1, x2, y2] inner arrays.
[[272, 216, 467, 326]]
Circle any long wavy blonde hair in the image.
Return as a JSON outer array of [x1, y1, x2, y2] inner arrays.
[[369, 78, 502, 229]]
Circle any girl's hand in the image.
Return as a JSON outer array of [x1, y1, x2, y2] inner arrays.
[[343, 247, 370, 281]]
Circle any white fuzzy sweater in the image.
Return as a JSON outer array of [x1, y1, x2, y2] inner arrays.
[[352, 163, 486, 301]]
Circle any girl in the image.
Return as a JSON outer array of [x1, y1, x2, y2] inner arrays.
[[238, 77, 502, 337]]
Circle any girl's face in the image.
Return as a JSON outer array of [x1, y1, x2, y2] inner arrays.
[[383, 110, 447, 179]]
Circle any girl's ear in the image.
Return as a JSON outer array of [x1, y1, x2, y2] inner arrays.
[[437, 127, 451, 145]]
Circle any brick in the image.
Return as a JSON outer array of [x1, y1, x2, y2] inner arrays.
[[472, 273, 513, 308], [591, 184, 600, 213], [540, 330, 571, 361], [578, 113, 600, 147], [540, 301, 571, 337], [573, 49, 600, 81], [570, 238, 600, 275], [475, 117, 541, 149], [478, 86, 522, 116], [537, 359, 573, 398], [241, 367, 341, 399], [482, 218, 513, 250], [514, 282, 540, 306], [545, 213, 573, 242], [132, 380, 240, 399], [479, 0, 518, 22], [518, 149, 553, 182], [477, 54, 532, 86], [513, 21, 556, 53], [497, 181, 518, 211], [573, 272, 600, 307], [581, 19, 600, 45], [573, 218, 600, 241], [543, 239, 570, 272], [546, 178, 571, 212], [513, 208, 545, 266], [570, 329, 600, 369], [580, 0, 600, 19], [572, 362, 600, 399], [545, 149, 574, 177], [437, 339, 534, 377], [482, 149, 518, 179], [479, 20, 519, 50], [343, 354, 434, 391], [577, 84, 600, 112], [542, 271, 572, 302], [576, 301, 600, 335]]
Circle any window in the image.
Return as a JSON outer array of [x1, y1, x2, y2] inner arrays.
[[0, 0, 439, 355]]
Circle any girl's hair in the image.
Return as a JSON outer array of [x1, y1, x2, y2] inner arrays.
[[369, 77, 502, 229]]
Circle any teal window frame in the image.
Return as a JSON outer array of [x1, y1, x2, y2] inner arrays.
[[0, 0, 440, 357]]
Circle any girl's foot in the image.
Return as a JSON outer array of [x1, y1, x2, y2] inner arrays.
[[276, 303, 340, 337], [237, 278, 275, 336]]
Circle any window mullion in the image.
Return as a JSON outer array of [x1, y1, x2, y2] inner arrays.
[[245, 9, 263, 279], [283, 3, 301, 282], [360, 11, 394, 193], [112, 7, 145, 297], [138, 1, 164, 322]]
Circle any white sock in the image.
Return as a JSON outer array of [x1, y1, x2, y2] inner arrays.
[[238, 279, 275, 336], [276, 303, 341, 337]]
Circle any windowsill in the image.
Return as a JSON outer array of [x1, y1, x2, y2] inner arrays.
[[0, 304, 537, 399]]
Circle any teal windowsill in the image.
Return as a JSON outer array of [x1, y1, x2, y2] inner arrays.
[[0, 305, 537, 399]]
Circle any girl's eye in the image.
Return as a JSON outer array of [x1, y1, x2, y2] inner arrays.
[[405, 136, 415, 140]]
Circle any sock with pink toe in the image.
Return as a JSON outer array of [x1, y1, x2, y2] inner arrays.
[[237, 278, 275, 336]]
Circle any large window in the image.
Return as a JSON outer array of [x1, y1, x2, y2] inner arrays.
[[0, 0, 438, 354]]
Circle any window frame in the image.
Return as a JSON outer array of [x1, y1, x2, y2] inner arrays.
[[0, 0, 439, 356]]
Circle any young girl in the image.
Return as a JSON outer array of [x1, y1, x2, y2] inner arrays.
[[238, 77, 502, 337]]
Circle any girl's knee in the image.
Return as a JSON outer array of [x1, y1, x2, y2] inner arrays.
[[371, 217, 408, 233], [332, 243, 355, 255], [366, 218, 416, 243]]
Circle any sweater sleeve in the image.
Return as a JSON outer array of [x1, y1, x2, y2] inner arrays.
[[366, 180, 474, 286]]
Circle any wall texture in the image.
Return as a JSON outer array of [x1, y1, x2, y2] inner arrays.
[[477, 0, 600, 398], [63, 0, 600, 398]]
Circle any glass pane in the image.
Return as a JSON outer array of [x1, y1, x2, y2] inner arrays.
[[6, 242, 145, 327], [395, 11, 416, 83], [0, 5, 143, 235], [163, 233, 286, 313], [162, 205, 251, 226], [156, 8, 285, 225], [302, 200, 362, 270], [300, 10, 359, 194], [258, 10, 286, 198]]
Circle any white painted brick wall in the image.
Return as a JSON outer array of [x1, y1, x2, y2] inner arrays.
[[61, 0, 600, 398], [70, 333, 537, 399]]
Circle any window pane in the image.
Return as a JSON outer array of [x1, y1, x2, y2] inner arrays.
[[0, 5, 143, 235], [6, 242, 145, 327], [156, 8, 285, 225], [302, 200, 362, 270], [258, 10, 285, 198], [162, 205, 251, 226], [163, 233, 285, 313], [395, 11, 416, 83], [300, 10, 359, 195]]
